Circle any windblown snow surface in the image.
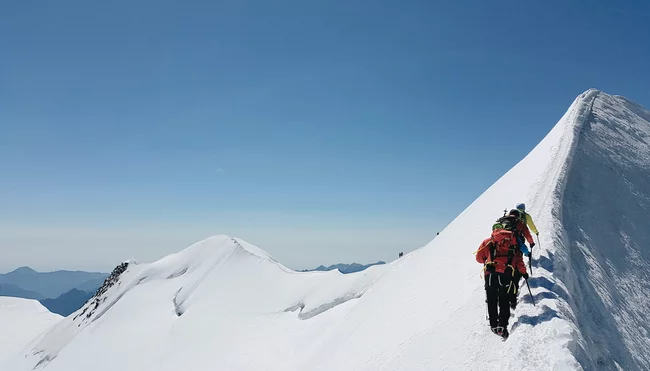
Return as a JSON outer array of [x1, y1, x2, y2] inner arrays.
[[0, 297, 61, 365], [3, 89, 649, 371]]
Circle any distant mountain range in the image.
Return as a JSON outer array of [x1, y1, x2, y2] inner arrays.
[[301, 261, 386, 274], [0, 266, 108, 299], [40, 288, 96, 316], [0, 266, 109, 316], [0, 283, 45, 300]]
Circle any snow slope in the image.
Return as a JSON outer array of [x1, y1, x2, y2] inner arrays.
[[4, 236, 395, 371], [0, 297, 62, 365], [555, 92, 650, 369], [4, 89, 649, 371]]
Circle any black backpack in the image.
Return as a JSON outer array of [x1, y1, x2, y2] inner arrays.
[[496, 215, 520, 233]]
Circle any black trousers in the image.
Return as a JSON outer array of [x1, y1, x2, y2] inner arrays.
[[485, 272, 512, 328], [510, 271, 521, 305]]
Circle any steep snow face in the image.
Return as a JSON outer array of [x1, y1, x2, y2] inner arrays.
[[555, 92, 650, 370], [302, 89, 604, 371], [0, 297, 61, 365], [5, 89, 649, 371]]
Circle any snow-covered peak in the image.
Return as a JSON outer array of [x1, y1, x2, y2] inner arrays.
[[150, 235, 286, 275], [9, 234, 394, 370], [552, 90, 650, 369], [4, 89, 649, 371]]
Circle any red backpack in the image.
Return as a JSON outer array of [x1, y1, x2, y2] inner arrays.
[[491, 228, 516, 255], [487, 226, 517, 275]]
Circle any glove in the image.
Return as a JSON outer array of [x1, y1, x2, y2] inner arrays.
[[536, 232, 539, 237], [522, 273, 529, 280], [526, 253, 531, 258], [530, 242, 536, 248]]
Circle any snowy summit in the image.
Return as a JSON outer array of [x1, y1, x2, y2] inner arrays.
[[2, 89, 649, 370]]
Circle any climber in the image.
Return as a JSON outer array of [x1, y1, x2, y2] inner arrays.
[[516, 203, 539, 237], [493, 209, 535, 310], [475, 222, 528, 339], [513, 203, 539, 308], [514, 202, 539, 263]]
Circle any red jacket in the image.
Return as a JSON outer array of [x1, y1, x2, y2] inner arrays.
[[516, 219, 534, 245], [475, 237, 527, 276], [512, 250, 526, 274]]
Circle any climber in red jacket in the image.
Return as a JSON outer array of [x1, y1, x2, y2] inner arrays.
[[475, 221, 528, 339]]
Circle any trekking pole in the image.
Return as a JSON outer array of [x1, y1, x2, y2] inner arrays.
[[524, 277, 536, 306], [530, 234, 541, 275], [483, 279, 489, 320], [482, 265, 489, 321]]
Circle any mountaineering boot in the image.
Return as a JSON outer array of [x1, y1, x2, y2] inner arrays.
[[491, 325, 510, 340], [491, 326, 504, 336]]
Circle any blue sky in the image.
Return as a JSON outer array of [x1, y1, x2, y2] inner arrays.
[[1, 1, 649, 272]]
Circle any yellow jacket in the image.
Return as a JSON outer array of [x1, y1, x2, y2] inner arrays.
[[521, 212, 539, 235]]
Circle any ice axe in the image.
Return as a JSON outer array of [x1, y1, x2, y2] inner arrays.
[[524, 277, 536, 306]]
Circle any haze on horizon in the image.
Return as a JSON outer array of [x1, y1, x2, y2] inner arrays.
[[1, 1, 649, 273]]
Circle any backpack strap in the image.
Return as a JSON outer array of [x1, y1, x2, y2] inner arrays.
[[489, 232, 517, 277], [505, 245, 516, 277], [489, 240, 496, 262], [480, 240, 496, 274]]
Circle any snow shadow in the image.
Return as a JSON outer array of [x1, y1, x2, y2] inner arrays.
[[535, 253, 554, 273], [520, 290, 558, 304], [284, 292, 362, 320], [526, 277, 568, 301], [173, 288, 185, 317], [512, 304, 560, 330], [167, 268, 188, 280]]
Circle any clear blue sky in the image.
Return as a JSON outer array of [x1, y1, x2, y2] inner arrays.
[[1, 0, 649, 272]]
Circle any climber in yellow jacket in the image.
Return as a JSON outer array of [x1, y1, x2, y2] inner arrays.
[[516, 203, 538, 236], [508, 202, 539, 310]]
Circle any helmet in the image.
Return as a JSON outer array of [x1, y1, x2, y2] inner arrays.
[[492, 222, 504, 231], [516, 203, 526, 211], [508, 209, 520, 218]]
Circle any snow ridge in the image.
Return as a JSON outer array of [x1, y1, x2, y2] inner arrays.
[[14, 235, 394, 371], [553, 92, 650, 370], [4, 89, 650, 371]]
